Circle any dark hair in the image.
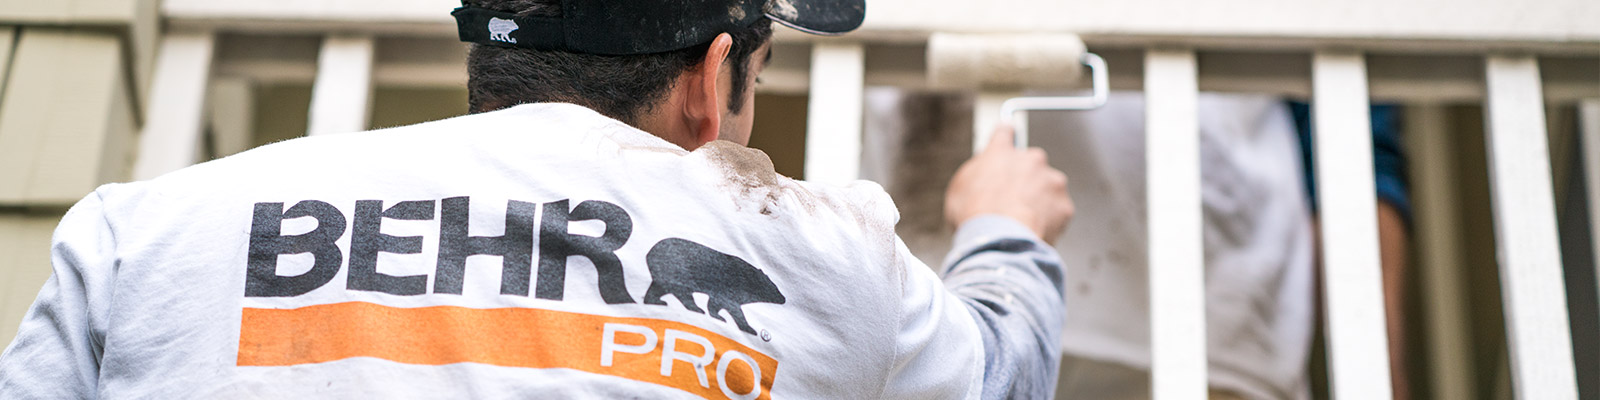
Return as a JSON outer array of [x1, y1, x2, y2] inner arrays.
[[465, 0, 774, 124]]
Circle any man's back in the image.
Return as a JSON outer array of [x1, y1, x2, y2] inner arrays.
[[0, 104, 1033, 398]]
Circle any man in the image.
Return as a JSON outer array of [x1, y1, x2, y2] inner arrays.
[[0, 0, 1075, 398]]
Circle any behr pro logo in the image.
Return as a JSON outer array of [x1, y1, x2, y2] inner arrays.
[[239, 197, 786, 399], [488, 17, 519, 44], [243, 197, 786, 336]]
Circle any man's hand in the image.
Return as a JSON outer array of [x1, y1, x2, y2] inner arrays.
[[944, 125, 1075, 244]]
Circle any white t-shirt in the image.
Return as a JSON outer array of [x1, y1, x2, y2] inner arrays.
[[0, 104, 1067, 399], [1037, 92, 1316, 399]]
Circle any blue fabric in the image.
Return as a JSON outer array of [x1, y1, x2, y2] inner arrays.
[[1288, 101, 1412, 226]]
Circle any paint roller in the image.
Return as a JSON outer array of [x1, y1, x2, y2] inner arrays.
[[926, 33, 1108, 150]]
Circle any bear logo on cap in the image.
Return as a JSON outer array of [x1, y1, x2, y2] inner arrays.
[[488, 17, 519, 44]]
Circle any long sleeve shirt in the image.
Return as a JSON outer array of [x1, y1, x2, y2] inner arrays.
[[0, 103, 1065, 399]]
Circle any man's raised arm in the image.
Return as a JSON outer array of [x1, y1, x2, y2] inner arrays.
[[882, 126, 1075, 399]]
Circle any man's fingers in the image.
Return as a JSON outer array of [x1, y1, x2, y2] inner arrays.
[[1046, 169, 1069, 188], [1025, 148, 1048, 164], [985, 124, 1016, 153]]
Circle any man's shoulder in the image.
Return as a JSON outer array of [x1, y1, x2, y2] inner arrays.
[[685, 140, 899, 225]]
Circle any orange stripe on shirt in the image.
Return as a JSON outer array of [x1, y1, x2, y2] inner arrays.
[[239, 302, 778, 400]]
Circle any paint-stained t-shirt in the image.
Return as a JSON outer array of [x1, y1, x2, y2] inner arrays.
[[0, 103, 1066, 399]]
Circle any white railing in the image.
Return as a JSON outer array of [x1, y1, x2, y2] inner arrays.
[[1143, 49, 1209, 399], [114, 0, 1600, 398], [1481, 55, 1578, 399], [1311, 51, 1396, 400]]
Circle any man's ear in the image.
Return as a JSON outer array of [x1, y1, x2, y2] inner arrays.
[[684, 33, 734, 148]]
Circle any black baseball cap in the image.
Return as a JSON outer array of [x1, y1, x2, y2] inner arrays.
[[452, 0, 865, 55]]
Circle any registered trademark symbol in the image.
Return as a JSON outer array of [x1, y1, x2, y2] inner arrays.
[[760, 330, 772, 342]]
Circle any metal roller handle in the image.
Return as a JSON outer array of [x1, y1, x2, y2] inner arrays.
[[999, 53, 1109, 148]]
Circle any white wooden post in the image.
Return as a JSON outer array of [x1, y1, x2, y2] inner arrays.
[[307, 35, 374, 136], [803, 42, 864, 184], [133, 32, 215, 180], [1404, 104, 1476, 400], [972, 91, 1017, 153], [207, 78, 255, 158], [1311, 51, 1393, 400], [1582, 98, 1600, 320], [1484, 55, 1579, 400], [1144, 49, 1207, 400]]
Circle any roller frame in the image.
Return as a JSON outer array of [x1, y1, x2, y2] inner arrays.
[[1000, 53, 1109, 148]]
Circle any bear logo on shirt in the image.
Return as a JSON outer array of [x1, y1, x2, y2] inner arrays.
[[643, 238, 785, 335], [488, 17, 519, 44]]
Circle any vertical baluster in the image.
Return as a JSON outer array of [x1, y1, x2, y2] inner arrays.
[[972, 92, 1015, 153], [1573, 95, 1600, 400], [1582, 98, 1600, 323], [804, 42, 864, 184], [1145, 48, 1207, 400], [307, 35, 374, 136], [207, 78, 255, 159], [1484, 55, 1579, 400], [1312, 50, 1393, 400], [134, 31, 215, 180]]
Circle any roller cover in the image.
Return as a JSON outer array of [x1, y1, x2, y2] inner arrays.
[[927, 33, 1086, 89]]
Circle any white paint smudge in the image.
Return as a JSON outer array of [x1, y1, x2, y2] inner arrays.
[[729, 1, 747, 21], [766, 0, 799, 20]]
